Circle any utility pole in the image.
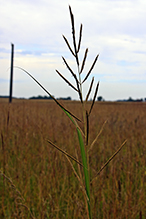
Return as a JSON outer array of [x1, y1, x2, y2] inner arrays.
[[9, 43, 14, 103]]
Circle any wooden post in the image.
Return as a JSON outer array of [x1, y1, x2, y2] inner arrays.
[[9, 43, 14, 103]]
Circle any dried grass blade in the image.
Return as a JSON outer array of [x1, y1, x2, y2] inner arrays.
[[56, 70, 78, 92], [91, 140, 127, 184], [0, 171, 23, 200], [15, 66, 81, 122], [17, 204, 36, 219], [80, 48, 88, 74], [63, 35, 75, 57], [0, 171, 36, 219], [65, 155, 88, 201], [47, 139, 85, 168], [85, 77, 94, 102], [88, 121, 107, 152], [82, 54, 99, 83], [77, 24, 83, 53], [89, 81, 99, 115]]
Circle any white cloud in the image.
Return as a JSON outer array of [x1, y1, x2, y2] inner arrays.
[[0, 0, 146, 100]]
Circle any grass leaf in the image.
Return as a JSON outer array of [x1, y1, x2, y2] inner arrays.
[[47, 139, 84, 168], [76, 127, 91, 218], [86, 111, 89, 146], [15, 66, 81, 122], [91, 140, 127, 183]]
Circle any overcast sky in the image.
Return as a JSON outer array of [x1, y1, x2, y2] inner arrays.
[[0, 0, 146, 100]]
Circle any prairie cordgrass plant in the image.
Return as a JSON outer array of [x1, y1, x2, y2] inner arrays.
[[0, 5, 132, 219]]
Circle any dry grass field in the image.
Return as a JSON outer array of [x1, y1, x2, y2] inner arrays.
[[0, 99, 146, 218]]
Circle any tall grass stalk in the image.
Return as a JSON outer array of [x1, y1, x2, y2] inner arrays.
[[16, 6, 127, 218]]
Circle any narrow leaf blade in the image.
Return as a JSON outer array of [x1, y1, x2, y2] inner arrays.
[[15, 66, 81, 122], [76, 127, 91, 217]]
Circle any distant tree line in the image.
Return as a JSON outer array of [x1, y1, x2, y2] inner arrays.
[[116, 97, 145, 102], [57, 97, 72, 100], [97, 96, 146, 102], [29, 95, 72, 100], [0, 95, 146, 102], [0, 95, 9, 98], [29, 95, 54, 100]]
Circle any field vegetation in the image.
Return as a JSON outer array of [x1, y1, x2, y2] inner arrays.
[[0, 99, 146, 218]]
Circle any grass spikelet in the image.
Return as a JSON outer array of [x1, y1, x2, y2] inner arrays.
[[85, 77, 94, 102], [62, 35, 75, 57], [69, 5, 79, 66], [61, 57, 78, 81], [56, 70, 78, 92], [77, 24, 83, 53], [89, 81, 99, 115], [82, 54, 99, 83], [80, 48, 88, 74]]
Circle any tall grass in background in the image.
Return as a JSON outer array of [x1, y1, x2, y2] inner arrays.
[[13, 6, 127, 218], [0, 100, 146, 218]]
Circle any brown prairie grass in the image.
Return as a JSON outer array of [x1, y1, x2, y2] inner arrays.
[[0, 99, 146, 218]]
